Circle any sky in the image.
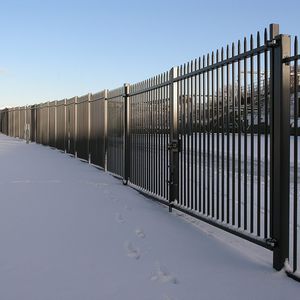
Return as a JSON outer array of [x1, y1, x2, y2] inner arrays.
[[1, 0, 300, 108]]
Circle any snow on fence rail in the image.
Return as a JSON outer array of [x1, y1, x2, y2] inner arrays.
[[0, 23, 299, 282]]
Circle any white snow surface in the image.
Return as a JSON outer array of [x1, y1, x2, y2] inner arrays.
[[0, 134, 299, 300]]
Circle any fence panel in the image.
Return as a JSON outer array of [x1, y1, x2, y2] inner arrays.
[[7, 108, 13, 136], [76, 94, 89, 161], [36, 105, 41, 144], [56, 100, 66, 151], [49, 101, 57, 148], [41, 103, 49, 146], [66, 97, 76, 155], [8, 109, 12, 136], [19, 106, 25, 139], [107, 87, 124, 177], [90, 90, 107, 168], [0, 109, 8, 135], [14, 107, 20, 138], [129, 74, 170, 201], [25, 106, 31, 141], [30, 105, 36, 142]]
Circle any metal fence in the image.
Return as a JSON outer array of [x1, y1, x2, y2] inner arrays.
[[0, 23, 299, 281]]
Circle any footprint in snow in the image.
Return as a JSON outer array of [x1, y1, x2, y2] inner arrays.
[[115, 213, 124, 223], [124, 204, 132, 211], [135, 228, 145, 239], [151, 262, 178, 284], [124, 241, 141, 259]]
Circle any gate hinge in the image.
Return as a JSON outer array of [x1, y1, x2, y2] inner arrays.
[[265, 238, 277, 248]]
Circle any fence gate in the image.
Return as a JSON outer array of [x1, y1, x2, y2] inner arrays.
[[167, 24, 294, 272]]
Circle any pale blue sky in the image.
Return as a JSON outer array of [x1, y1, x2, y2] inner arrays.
[[1, 0, 299, 108]]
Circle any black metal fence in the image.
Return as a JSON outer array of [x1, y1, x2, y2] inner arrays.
[[0, 23, 299, 281]]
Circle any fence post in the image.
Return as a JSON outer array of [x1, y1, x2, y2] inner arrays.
[[104, 89, 108, 171], [53, 101, 57, 148], [74, 96, 78, 157], [271, 29, 291, 270], [18, 106, 20, 138], [169, 67, 179, 212], [123, 84, 130, 184], [88, 93, 91, 163]]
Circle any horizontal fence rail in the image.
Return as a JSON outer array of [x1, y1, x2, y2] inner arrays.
[[0, 23, 299, 281]]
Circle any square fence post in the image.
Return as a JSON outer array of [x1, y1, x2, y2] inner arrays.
[[75, 96, 78, 157], [271, 31, 291, 270], [123, 84, 130, 184], [88, 93, 91, 164], [47, 101, 50, 145], [54, 100, 58, 148], [104, 89, 108, 171], [169, 67, 179, 212], [18, 107, 20, 138]]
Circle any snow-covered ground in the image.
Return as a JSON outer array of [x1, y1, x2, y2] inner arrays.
[[0, 134, 299, 300]]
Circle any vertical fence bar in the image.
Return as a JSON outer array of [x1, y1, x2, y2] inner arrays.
[[198, 59, 202, 213], [250, 35, 254, 234], [211, 53, 215, 218], [232, 43, 236, 226], [272, 33, 291, 270], [207, 55, 210, 216], [243, 38, 248, 230], [257, 32, 261, 237], [123, 83, 130, 184], [216, 52, 220, 219], [221, 49, 225, 221], [237, 41, 241, 228], [169, 67, 179, 212], [292, 37, 298, 273], [264, 29, 269, 239], [226, 46, 230, 223]]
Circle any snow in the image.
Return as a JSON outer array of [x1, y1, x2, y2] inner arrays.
[[0, 133, 299, 300]]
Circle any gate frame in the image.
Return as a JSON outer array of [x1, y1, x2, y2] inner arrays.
[[271, 29, 291, 270]]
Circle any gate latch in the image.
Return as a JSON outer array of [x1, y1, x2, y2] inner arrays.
[[168, 139, 181, 152]]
